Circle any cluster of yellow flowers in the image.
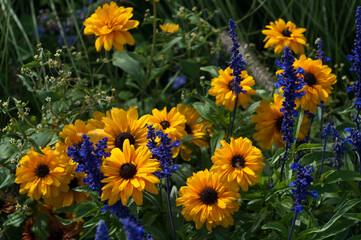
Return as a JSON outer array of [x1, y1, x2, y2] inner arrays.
[[15, 104, 212, 209]]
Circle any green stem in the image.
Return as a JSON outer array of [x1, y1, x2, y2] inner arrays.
[[145, 0, 157, 94]]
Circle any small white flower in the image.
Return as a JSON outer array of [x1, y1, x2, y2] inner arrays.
[[45, 96, 51, 102]]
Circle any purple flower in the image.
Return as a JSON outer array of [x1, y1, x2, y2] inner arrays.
[[315, 38, 331, 64], [290, 163, 318, 213], [169, 75, 187, 90], [275, 47, 306, 148], [347, 6, 361, 113], [95, 220, 109, 240], [146, 125, 180, 178], [228, 19, 247, 96]]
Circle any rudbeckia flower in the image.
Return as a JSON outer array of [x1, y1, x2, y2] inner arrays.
[[148, 107, 187, 142], [15, 147, 71, 200], [210, 137, 264, 191], [176, 104, 211, 161], [208, 67, 256, 111], [293, 55, 337, 113], [91, 107, 149, 151], [176, 169, 240, 231], [100, 139, 160, 206], [84, 2, 139, 52], [251, 94, 310, 149], [262, 19, 307, 54], [160, 23, 179, 33]]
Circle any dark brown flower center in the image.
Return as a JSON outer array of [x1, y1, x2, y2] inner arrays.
[[200, 187, 218, 205], [35, 164, 50, 178], [115, 132, 135, 150], [228, 80, 237, 91], [276, 116, 284, 132], [231, 154, 245, 169], [282, 27, 291, 37], [160, 121, 170, 130], [303, 72, 317, 86], [185, 124, 192, 135], [69, 177, 79, 189], [119, 163, 137, 179]]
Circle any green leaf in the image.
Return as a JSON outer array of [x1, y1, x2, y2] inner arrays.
[[180, 59, 200, 77], [18, 74, 33, 92], [29, 131, 57, 148], [324, 170, 361, 184], [261, 222, 287, 238], [292, 110, 304, 149], [299, 151, 333, 166], [28, 138, 44, 155], [251, 207, 268, 232], [295, 143, 323, 152], [0, 167, 14, 190], [112, 51, 145, 81], [75, 201, 98, 218], [22, 61, 41, 68], [159, 36, 182, 54], [150, 65, 169, 80], [200, 66, 220, 78], [210, 129, 225, 154], [321, 199, 361, 232], [31, 213, 50, 240], [313, 219, 356, 239], [3, 212, 27, 228]]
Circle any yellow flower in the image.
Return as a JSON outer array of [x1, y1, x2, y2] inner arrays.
[[15, 147, 71, 201], [251, 94, 310, 149], [160, 23, 179, 33], [210, 137, 264, 191], [91, 107, 149, 151], [176, 169, 240, 231], [208, 67, 257, 111], [56, 120, 94, 153], [148, 107, 187, 142], [293, 55, 337, 113], [87, 111, 110, 130], [100, 139, 160, 206], [176, 104, 211, 161], [84, 2, 139, 52], [45, 171, 89, 209], [262, 19, 307, 54]]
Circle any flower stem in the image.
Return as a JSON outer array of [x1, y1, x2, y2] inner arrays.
[[288, 211, 298, 240], [145, 0, 157, 93], [319, 103, 324, 144], [229, 94, 239, 138], [280, 147, 289, 180], [356, 110, 360, 130], [166, 176, 177, 240], [318, 136, 328, 180]]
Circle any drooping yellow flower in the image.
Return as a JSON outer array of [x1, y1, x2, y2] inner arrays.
[[91, 107, 149, 152], [45, 171, 89, 209], [293, 55, 337, 113], [148, 107, 187, 142], [176, 104, 211, 161], [208, 67, 257, 111], [160, 23, 179, 33], [56, 120, 94, 154], [262, 19, 307, 54], [15, 147, 71, 201], [84, 2, 139, 52], [210, 137, 264, 191], [87, 111, 109, 130], [100, 139, 160, 206], [251, 94, 310, 149], [176, 169, 240, 231]]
